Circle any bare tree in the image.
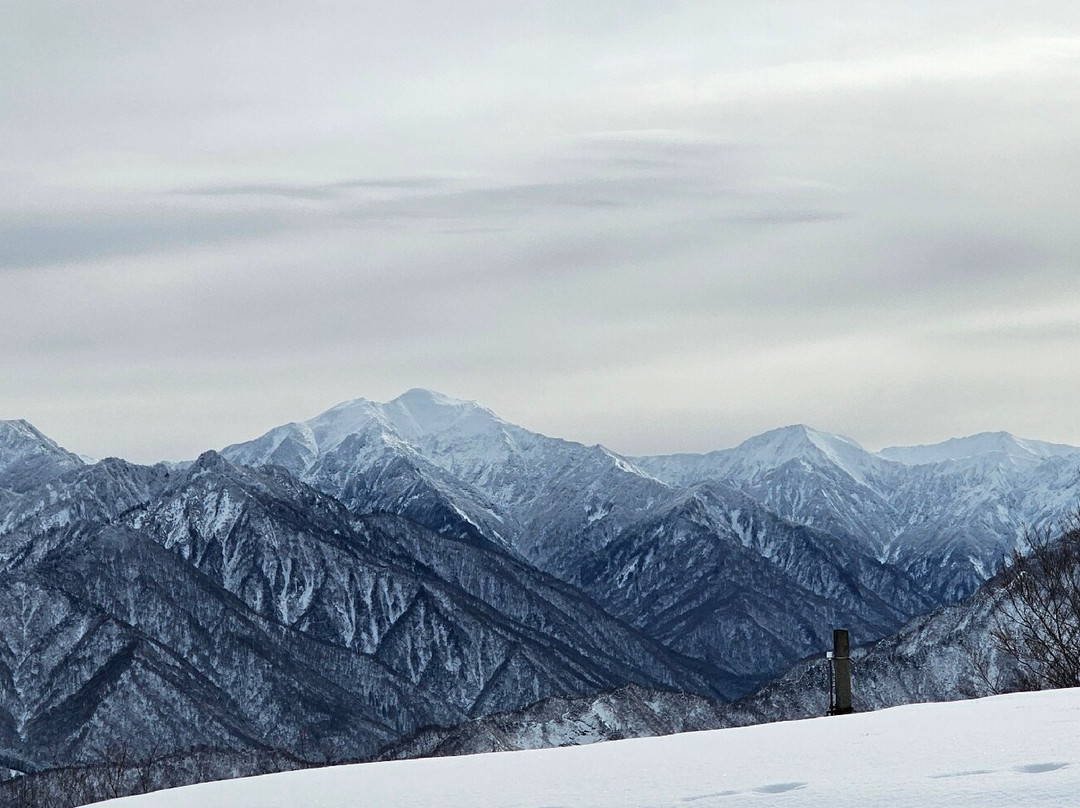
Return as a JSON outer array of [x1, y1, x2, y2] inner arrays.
[[5, 765, 94, 808], [0, 741, 170, 808], [97, 741, 132, 801], [991, 509, 1080, 690]]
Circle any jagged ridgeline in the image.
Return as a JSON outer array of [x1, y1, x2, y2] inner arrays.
[[1, 392, 1078, 786]]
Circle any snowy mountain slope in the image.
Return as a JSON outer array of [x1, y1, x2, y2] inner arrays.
[[0, 535, 442, 770], [357, 514, 740, 700], [0, 448, 734, 774], [640, 425, 886, 489], [636, 426, 904, 560], [881, 431, 1080, 465], [885, 451, 1080, 600], [5, 400, 1078, 798], [224, 401, 515, 554], [224, 389, 671, 572], [704, 547, 1051, 733], [167, 455, 733, 704], [357, 559, 1022, 760], [0, 420, 83, 495], [377, 684, 730, 760], [226, 394, 932, 685], [573, 481, 931, 679], [227, 391, 1078, 678], [638, 426, 1080, 602], [718, 593, 1007, 731], [94, 688, 1080, 808], [0, 459, 455, 768], [375, 390, 672, 572], [0, 458, 172, 563], [162, 454, 728, 699]]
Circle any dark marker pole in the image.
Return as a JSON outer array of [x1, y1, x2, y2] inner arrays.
[[828, 628, 853, 716]]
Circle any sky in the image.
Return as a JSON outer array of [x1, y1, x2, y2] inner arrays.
[[2, 2, 1080, 463]]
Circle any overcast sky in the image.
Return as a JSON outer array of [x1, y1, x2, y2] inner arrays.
[[2, 2, 1079, 462]]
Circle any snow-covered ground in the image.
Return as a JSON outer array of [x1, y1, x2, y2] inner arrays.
[[96, 689, 1078, 808]]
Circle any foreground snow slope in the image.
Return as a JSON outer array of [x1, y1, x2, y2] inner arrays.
[[98, 689, 1079, 808]]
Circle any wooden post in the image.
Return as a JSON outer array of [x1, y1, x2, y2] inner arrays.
[[829, 628, 853, 715]]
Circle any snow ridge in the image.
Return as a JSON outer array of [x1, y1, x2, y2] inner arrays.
[[95, 689, 1080, 808]]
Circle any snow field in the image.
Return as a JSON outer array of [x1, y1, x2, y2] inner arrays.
[[96, 688, 1079, 808]]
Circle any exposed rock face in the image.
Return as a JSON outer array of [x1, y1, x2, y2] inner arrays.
[[226, 392, 1079, 681], [377, 575, 1020, 760], [0, 452, 731, 773], [2, 393, 1076, 783], [224, 393, 939, 679], [377, 684, 732, 760], [0, 420, 83, 496], [637, 425, 1080, 602]]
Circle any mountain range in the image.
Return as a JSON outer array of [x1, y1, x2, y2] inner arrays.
[[1, 390, 1077, 781], [637, 424, 1080, 601]]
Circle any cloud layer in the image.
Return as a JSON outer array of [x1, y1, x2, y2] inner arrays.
[[2, 2, 1079, 461]]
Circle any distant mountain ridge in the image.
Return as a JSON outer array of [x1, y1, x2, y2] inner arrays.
[[0, 450, 729, 775], [879, 431, 1080, 465], [372, 569, 1022, 761], [1, 396, 1077, 786], [0, 420, 84, 495], [222, 394, 935, 678], [222, 393, 1080, 608], [635, 422, 1080, 601], [220, 391, 1080, 675]]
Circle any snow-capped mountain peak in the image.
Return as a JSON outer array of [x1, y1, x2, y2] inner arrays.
[[302, 397, 392, 454], [0, 418, 85, 494], [1, 419, 58, 455], [721, 424, 883, 488], [223, 391, 670, 570], [297, 390, 518, 478], [382, 388, 505, 444], [732, 424, 859, 463], [239, 390, 505, 463], [879, 431, 1080, 466]]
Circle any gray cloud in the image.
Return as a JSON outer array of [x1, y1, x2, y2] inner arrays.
[[2, 2, 1080, 461], [0, 161, 843, 272], [0, 209, 291, 270], [172, 176, 448, 200], [707, 211, 846, 225]]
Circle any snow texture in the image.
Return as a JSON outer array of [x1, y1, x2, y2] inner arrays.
[[4, 393, 1080, 778], [225, 391, 1080, 678], [637, 424, 1080, 602], [0, 419, 83, 495], [0, 450, 726, 773], [94, 688, 1080, 808]]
